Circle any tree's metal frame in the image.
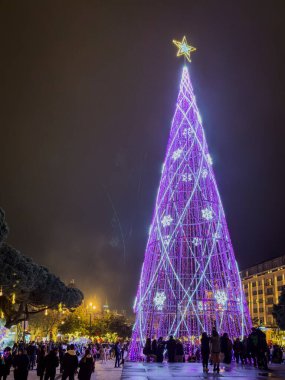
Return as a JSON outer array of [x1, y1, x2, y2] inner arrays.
[[129, 66, 251, 360]]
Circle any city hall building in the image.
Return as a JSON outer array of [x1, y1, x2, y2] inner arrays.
[[241, 255, 285, 327]]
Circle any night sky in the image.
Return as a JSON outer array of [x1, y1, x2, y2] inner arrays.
[[1, 1, 285, 313]]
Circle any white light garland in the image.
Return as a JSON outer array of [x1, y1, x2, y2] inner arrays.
[[206, 153, 213, 165], [202, 168, 208, 179]]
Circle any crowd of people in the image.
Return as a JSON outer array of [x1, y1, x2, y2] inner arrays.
[[0, 341, 127, 380], [143, 327, 285, 372], [0, 328, 284, 380]]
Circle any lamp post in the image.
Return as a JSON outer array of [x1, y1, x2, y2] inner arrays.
[[87, 303, 96, 337]]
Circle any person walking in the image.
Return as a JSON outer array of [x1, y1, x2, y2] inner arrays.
[[201, 332, 210, 372], [44, 348, 59, 380], [166, 336, 176, 363], [114, 342, 121, 368], [221, 333, 232, 364], [99, 346, 106, 364], [61, 344, 78, 380], [37, 346, 46, 380], [0, 347, 12, 380], [78, 349, 94, 380], [248, 328, 259, 367], [210, 328, 221, 373], [151, 339, 157, 362], [156, 338, 165, 363], [27, 343, 37, 371], [13, 349, 30, 380], [233, 338, 242, 364], [143, 338, 152, 363], [175, 340, 184, 363]]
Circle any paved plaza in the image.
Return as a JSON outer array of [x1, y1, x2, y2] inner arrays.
[[6, 360, 122, 380], [121, 362, 285, 380], [5, 361, 285, 380]]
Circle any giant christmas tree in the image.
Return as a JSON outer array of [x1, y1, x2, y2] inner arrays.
[[130, 37, 251, 359]]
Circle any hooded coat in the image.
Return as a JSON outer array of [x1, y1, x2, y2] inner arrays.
[[62, 350, 78, 375]]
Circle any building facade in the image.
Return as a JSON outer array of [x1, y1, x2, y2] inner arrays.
[[241, 255, 285, 327]]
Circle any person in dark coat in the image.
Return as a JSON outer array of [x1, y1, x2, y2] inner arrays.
[[78, 349, 94, 380], [61, 344, 78, 380], [175, 340, 184, 362], [156, 338, 165, 363], [233, 338, 243, 364], [151, 339, 157, 360], [44, 348, 59, 380], [0, 347, 12, 380], [166, 335, 176, 363], [13, 349, 30, 380], [201, 332, 210, 372], [114, 342, 121, 368], [256, 329, 268, 370], [37, 346, 47, 380], [143, 338, 152, 363], [220, 333, 232, 364], [27, 343, 37, 370], [248, 328, 259, 367]]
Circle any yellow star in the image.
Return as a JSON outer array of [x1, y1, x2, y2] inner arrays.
[[172, 36, 196, 62]]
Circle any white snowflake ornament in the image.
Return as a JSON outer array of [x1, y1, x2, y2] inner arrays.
[[154, 291, 166, 311], [172, 148, 183, 161], [161, 215, 173, 227], [201, 207, 213, 221]]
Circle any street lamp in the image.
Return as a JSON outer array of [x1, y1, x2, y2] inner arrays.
[[87, 303, 96, 337]]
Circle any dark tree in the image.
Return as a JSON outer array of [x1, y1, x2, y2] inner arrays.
[[273, 286, 285, 330], [0, 209, 84, 328]]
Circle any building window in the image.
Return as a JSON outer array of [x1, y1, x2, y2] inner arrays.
[[245, 292, 248, 297], [278, 285, 284, 291], [267, 297, 273, 304], [258, 290, 263, 295], [259, 307, 264, 312], [259, 299, 263, 303], [253, 308, 258, 313], [266, 288, 273, 295], [252, 282, 256, 287], [258, 281, 262, 286], [277, 275, 282, 282], [260, 318, 264, 324], [268, 307, 273, 313], [244, 284, 248, 289], [252, 290, 257, 296]]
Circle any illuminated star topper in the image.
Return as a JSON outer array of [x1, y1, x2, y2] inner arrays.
[[173, 36, 196, 62]]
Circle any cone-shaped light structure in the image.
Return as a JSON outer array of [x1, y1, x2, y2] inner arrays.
[[129, 65, 251, 360]]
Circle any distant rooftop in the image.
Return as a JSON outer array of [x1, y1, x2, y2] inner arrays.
[[240, 254, 285, 278]]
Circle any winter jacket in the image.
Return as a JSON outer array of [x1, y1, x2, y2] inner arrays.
[[201, 336, 210, 355], [13, 354, 30, 376], [175, 342, 184, 356], [210, 335, 221, 354], [78, 355, 94, 380], [62, 350, 78, 374], [44, 352, 59, 373]]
